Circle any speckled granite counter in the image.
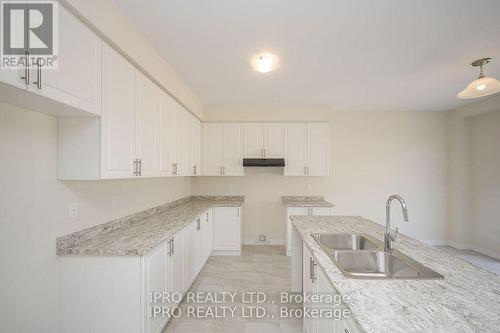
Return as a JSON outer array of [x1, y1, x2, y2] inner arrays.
[[290, 215, 500, 333], [281, 195, 334, 207], [57, 196, 244, 256]]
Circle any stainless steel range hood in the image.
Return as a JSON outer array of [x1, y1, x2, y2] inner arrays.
[[243, 158, 285, 167]]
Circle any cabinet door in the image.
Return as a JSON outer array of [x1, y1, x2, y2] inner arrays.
[[223, 123, 244, 176], [213, 207, 241, 251], [264, 123, 284, 158], [287, 207, 310, 256], [303, 244, 317, 333], [311, 207, 333, 216], [174, 107, 187, 176], [205, 210, 214, 259], [307, 122, 329, 176], [135, 71, 157, 177], [244, 123, 264, 158], [191, 116, 202, 176], [185, 223, 197, 287], [203, 123, 223, 176], [171, 229, 186, 297], [195, 214, 207, 271], [0, 1, 28, 91], [284, 122, 307, 176], [157, 90, 175, 176], [101, 44, 136, 179], [39, 6, 102, 115], [144, 244, 168, 333]]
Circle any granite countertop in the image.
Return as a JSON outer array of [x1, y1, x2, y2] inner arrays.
[[57, 196, 244, 256], [281, 195, 334, 207], [290, 215, 500, 333]]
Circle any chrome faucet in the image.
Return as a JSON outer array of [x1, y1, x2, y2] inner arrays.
[[384, 195, 409, 253]]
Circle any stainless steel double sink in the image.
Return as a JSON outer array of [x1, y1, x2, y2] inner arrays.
[[312, 233, 443, 279]]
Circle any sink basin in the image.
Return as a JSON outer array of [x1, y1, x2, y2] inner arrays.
[[312, 233, 380, 251], [311, 233, 443, 279], [333, 251, 443, 279]]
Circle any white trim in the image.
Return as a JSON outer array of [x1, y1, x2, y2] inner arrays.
[[211, 250, 241, 256], [242, 239, 284, 246]]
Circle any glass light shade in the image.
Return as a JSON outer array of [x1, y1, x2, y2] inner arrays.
[[457, 76, 500, 99], [251, 54, 279, 73]]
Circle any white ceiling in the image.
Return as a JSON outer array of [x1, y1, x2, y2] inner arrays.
[[113, 0, 500, 111]]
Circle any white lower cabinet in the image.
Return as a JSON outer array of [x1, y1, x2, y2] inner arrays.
[[303, 243, 361, 333], [59, 207, 233, 333], [212, 207, 242, 255], [285, 206, 333, 256]]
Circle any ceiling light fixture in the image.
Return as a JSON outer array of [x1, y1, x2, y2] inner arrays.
[[251, 53, 279, 73], [457, 57, 500, 99]]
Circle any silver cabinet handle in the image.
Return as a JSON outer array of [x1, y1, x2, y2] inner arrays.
[[172, 163, 177, 175], [33, 58, 42, 89], [171, 237, 175, 255], [309, 257, 317, 282], [193, 165, 197, 175], [21, 51, 30, 85], [167, 239, 172, 256], [196, 218, 200, 231], [304, 166, 307, 175], [133, 159, 139, 176], [139, 158, 142, 176]]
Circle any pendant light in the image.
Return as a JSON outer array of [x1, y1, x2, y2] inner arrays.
[[457, 58, 500, 99]]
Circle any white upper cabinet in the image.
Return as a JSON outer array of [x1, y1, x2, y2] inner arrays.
[[0, 5, 102, 116], [284, 122, 307, 176], [283, 122, 329, 176], [203, 123, 243, 176], [203, 123, 224, 176], [38, 6, 102, 115], [223, 123, 244, 176], [244, 123, 284, 158], [157, 89, 175, 177], [307, 122, 329, 176], [244, 123, 265, 158], [101, 44, 136, 179], [191, 116, 202, 176], [135, 71, 157, 177], [264, 123, 285, 157]]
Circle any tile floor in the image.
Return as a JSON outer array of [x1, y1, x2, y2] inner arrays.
[[437, 246, 500, 275], [163, 245, 302, 333]]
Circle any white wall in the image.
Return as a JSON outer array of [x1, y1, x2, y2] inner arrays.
[[193, 105, 448, 245], [446, 95, 500, 259], [470, 111, 500, 258], [62, 0, 204, 119], [0, 103, 191, 333]]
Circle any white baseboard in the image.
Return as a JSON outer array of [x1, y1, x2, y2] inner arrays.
[[211, 250, 241, 256], [243, 239, 284, 246]]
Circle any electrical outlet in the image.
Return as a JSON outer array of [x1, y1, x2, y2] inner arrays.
[[258, 234, 266, 243], [112, 196, 119, 208], [68, 202, 79, 219]]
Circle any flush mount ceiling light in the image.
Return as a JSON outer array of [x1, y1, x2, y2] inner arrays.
[[457, 57, 500, 99], [250, 53, 279, 73]]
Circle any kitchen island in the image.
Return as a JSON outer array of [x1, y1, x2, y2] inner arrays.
[[290, 215, 500, 333]]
